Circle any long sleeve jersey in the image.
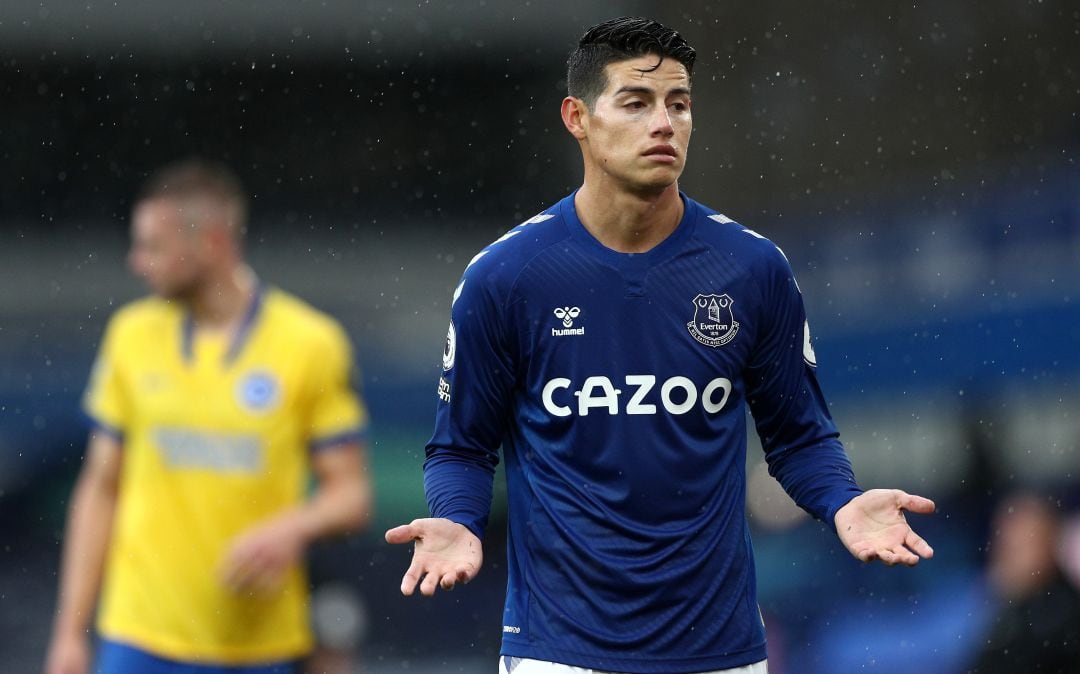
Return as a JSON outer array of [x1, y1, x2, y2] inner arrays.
[[424, 192, 862, 673]]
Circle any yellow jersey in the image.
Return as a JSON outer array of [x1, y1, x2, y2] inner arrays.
[[83, 285, 368, 664]]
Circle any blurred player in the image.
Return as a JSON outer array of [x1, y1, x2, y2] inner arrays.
[[967, 491, 1080, 673], [44, 159, 373, 674], [386, 16, 934, 674]]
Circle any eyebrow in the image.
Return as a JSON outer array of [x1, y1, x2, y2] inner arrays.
[[613, 85, 692, 98]]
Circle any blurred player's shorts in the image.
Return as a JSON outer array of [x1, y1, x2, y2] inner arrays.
[[95, 639, 300, 673]]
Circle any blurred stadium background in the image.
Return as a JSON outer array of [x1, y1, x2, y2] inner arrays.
[[1, 1, 1078, 672]]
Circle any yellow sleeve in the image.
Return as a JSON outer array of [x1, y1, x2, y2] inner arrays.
[[307, 323, 369, 450], [82, 314, 130, 438]]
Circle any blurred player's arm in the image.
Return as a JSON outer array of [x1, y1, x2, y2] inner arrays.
[[221, 440, 373, 594], [45, 430, 123, 674]]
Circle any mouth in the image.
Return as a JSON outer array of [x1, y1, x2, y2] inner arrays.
[[643, 145, 678, 162]]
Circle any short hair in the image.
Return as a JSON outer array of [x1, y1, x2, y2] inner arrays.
[[567, 17, 696, 108], [136, 158, 248, 239]]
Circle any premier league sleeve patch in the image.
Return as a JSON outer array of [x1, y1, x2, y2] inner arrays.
[[237, 370, 281, 413], [443, 321, 456, 371]]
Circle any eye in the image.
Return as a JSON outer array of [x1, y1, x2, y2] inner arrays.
[[625, 100, 647, 110]]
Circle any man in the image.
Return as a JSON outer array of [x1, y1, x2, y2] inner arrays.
[[386, 16, 934, 674], [45, 159, 373, 674], [968, 491, 1080, 673]]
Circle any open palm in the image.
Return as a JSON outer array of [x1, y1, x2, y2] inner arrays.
[[835, 489, 935, 566], [385, 518, 483, 596]]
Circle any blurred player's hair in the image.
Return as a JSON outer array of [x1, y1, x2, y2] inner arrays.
[[567, 16, 696, 109], [137, 158, 249, 240]]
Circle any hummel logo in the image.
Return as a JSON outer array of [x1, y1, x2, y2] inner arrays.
[[552, 307, 584, 337], [553, 306, 580, 328]]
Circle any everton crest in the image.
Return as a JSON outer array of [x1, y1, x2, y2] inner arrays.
[[687, 294, 739, 348]]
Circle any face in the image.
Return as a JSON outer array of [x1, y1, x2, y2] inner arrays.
[[574, 54, 692, 194], [128, 197, 209, 300], [989, 496, 1059, 597]]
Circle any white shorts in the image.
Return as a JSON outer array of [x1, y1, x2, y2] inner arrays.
[[498, 656, 768, 674]]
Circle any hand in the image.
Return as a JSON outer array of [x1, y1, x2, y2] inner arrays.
[[835, 489, 935, 566], [385, 518, 483, 596], [44, 631, 90, 674], [220, 512, 308, 595]]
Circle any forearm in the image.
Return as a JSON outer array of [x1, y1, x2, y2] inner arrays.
[[287, 443, 373, 545], [751, 373, 862, 525], [766, 437, 862, 527], [294, 470, 373, 543], [52, 474, 118, 638], [423, 451, 496, 540]]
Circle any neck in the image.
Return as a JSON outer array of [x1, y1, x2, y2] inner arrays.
[[574, 181, 683, 254], [187, 264, 257, 331]]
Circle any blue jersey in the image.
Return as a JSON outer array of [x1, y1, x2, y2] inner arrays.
[[424, 192, 862, 673]]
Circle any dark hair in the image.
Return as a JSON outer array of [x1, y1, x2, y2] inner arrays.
[[137, 158, 248, 238], [567, 17, 696, 108]]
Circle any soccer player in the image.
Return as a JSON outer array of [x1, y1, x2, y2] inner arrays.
[[44, 159, 373, 674], [385, 16, 935, 674]]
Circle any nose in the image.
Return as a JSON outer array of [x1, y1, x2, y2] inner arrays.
[[650, 105, 674, 138]]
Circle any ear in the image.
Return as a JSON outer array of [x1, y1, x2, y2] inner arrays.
[[560, 96, 589, 140]]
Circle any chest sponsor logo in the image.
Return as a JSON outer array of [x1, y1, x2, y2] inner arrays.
[[154, 427, 263, 473], [542, 374, 732, 417], [687, 293, 739, 348], [552, 306, 584, 336], [236, 370, 281, 413]]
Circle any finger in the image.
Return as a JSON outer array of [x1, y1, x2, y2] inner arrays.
[[249, 552, 289, 592], [456, 566, 473, 584], [905, 529, 934, 559], [255, 567, 287, 594], [419, 570, 441, 596], [400, 566, 422, 596], [240, 566, 273, 595], [889, 546, 920, 567], [220, 555, 249, 589], [854, 546, 878, 563], [385, 524, 420, 545], [223, 543, 270, 588], [896, 492, 936, 514], [226, 558, 264, 592], [225, 568, 255, 592], [439, 573, 457, 591]]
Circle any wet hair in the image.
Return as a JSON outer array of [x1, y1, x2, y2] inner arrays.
[[567, 16, 696, 108], [137, 158, 248, 239]]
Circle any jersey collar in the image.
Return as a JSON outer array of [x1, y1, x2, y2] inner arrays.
[[560, 189, 697, 269], [180, 282, 267, 367]]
